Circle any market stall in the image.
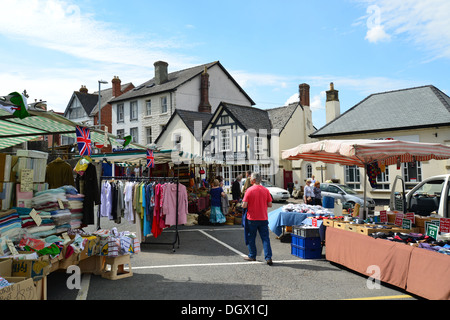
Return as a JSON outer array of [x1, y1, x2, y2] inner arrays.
[[282, 139, 450, 300], [282, 139, 450, 218]]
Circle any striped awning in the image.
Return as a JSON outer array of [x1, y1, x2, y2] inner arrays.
[[282, 139, 450, 167], [0, 109, 146, 150], [89, 149, 213, 166]]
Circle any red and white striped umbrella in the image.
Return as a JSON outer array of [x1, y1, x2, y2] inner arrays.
[[282, 139, 450, 167]]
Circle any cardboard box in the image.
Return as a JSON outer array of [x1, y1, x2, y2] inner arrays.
[[0, 258, 12, 276], [11, 256, 50, 280], [79, 237, 99, 261], [0, 259, 45, 300], [0, 277, 38, 300]]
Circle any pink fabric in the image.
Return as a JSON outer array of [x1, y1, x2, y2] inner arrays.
[[163, 183, 188, 226]]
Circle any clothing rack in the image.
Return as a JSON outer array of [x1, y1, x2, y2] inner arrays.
[[99, 175, 180, 252]]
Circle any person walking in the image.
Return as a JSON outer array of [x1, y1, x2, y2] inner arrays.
[[313, 181, 322, 206], [241, 170, 252, 198], [303, 179, 314, 205], [232, 174, 242, 201], [209, 179, 226, 225], [242, 172, 273, 265]]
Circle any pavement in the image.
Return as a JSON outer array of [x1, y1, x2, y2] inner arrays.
[[45, 198, 418, 304]]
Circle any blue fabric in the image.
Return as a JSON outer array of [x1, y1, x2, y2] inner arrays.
[[209, 187, 223, 207], [210, 206, 226, 223], [268, 208, 309, 237], [246, 219, 272, 260], [242, 210, 249, 245]]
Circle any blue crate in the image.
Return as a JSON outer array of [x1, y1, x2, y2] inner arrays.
[[291, 244, 322, 259], [291, 234, 321, 249]]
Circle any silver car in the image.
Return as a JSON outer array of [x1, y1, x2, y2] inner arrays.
[[319, 183, 375, 212]]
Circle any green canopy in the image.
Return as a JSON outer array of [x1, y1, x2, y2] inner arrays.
[[0, 108, 146, 151]]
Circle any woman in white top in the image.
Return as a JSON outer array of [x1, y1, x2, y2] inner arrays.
[[303, 179, 314, 205]]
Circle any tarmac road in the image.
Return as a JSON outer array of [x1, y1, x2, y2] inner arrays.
[[46, 200, 419, 303]]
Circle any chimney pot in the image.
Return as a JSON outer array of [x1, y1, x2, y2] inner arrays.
[[299, 83, 310, 106], [326, 82, 339, 102], [154, 61, 169, 85], [198, 66, 211, 113], [79, 85, 88, 94], [112, 76, 122, 97]]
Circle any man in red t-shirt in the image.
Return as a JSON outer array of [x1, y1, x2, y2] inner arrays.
[[242, 172, 273, 265]]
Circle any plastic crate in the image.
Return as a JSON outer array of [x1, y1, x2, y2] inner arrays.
[[292, 225, 320, 238], [291, 234, 321, 249], [291, 244, 322, 259]]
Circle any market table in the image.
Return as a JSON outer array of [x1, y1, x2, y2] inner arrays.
[[325, 227, 450, 300], [268, 208, 309, 236]]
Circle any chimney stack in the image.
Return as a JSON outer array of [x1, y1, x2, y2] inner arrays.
[[299, 83, 310, 106], [326, 82, 340, 123], [112, 76, 122, 97], [79, 85, 88, 94], [198, 67, 212, 113], [154, 61, 168, 85]]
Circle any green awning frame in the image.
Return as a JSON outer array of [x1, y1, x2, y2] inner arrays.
[[0, 108, 146, 151]]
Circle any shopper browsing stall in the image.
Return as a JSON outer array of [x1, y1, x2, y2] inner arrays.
[[303, 179, 314, 205], [209, 179, 226, 225], [313, 181, 322, 206]]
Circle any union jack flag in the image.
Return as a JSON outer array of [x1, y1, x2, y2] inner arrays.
[[76, 126, 92, 156], [146, 149, 154, 168]]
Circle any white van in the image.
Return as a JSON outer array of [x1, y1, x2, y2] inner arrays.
[[391, 174, 450, 218]]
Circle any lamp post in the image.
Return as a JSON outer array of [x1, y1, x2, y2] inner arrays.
[[98, 80, 108, 128]]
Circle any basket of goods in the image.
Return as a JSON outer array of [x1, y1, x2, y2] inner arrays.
[[234, 213, 242, 225], [225, 215, 235, 225]]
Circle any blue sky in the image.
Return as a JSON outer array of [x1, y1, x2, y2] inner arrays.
[[1, 0, 449, 130]]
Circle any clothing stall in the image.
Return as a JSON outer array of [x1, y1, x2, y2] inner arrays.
[[98, 175, 187, 252]]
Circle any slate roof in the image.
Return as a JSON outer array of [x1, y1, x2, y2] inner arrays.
[[267, 102, 300, 132], [70, 92, 98, 116], [110, 61, 255, 105], [220, 102, 271, 131], [311, 85, 450, 138], [154, 109, 213, 143]]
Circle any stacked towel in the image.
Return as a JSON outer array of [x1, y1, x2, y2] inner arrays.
[[66, 189, 84, 229], [0, 209, 22, 240]]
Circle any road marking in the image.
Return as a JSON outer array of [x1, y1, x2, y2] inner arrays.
[[132, 259, 324, 270], [342, 294, 412, 300], [76, 273, 91, 300], [198, 229, 248, 257]]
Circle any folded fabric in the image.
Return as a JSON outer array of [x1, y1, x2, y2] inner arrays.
[[0, 276, 12, 289]]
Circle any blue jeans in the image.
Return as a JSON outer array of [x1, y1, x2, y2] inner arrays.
[[246, 219, 272, 261]]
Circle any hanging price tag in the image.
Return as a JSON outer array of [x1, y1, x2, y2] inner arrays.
[[30, 208, 42, 226], [439, 218, 450, 234], [405, 212, 415, 224], [426, 224, 439, 239], [379, 210, 387, 223], [394, 213, 404, 226], [402, 218, 412, 230]]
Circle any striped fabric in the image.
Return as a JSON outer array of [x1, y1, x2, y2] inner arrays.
[[0, 109, 146, 150], [282, 139, 450, 167]]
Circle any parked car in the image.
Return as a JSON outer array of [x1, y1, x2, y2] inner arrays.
[[319, 183, 376, 212], [241, 179, 290, 202]]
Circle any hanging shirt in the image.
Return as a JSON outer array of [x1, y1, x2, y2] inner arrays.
[[100, 181, 112, 218]]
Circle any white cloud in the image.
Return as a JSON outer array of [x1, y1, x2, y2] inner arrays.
[[0, 0, 194, 69], [365, 25, 391, 43], [358, 0, 450, 59]]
